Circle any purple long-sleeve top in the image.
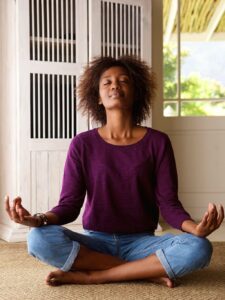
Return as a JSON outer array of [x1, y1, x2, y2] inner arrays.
[[50, 127, 191, 233]]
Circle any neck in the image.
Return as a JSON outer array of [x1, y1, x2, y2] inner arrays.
[[102, 111, 136, 138]]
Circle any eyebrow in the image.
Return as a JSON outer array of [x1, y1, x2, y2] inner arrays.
[[101, 74, 129, 79]]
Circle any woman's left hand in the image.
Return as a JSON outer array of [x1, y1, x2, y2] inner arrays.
[[182, 203, 224, 237], [194, 203, 224, 237]]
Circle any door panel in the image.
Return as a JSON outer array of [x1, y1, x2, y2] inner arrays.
[[18, 0, 88, 222]]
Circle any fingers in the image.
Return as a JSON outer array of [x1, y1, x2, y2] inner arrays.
[[200, 211, 209, 227], [207, 203, 217, 228], [5, 195, 23, 223], [5, 195, 11, 217], [216, 204, 224, 228], [14, 197, 27, 221], [16, 205, 24, 222], [197, 203, 222, 237], [12, 196, 22, 210], [205, 203, 224, 232], [11, 197, 22, 221], [5, 196, 34, 226]]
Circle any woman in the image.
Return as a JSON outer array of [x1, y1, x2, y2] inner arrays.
[[5, 56, 224, 288]]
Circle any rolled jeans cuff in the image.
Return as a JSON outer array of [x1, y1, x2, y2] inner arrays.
[[155, 249, 176, 280], [61, 241, 80, 272]]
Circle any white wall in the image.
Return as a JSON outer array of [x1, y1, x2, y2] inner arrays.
[[170, 130, 225, 220], [0, 0, 17, 230]]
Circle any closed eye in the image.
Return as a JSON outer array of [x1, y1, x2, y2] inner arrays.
[[120, 79, 129, 84], [103, 81, 111, 85], [119, 76, 130, 83]]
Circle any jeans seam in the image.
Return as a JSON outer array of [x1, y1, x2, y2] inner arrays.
[[113, 234, 120, 256], [60, 241, 80, 272], [156, 249, 176, 280]]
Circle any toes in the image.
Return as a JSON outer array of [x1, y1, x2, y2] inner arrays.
[[46, 272, 60, 286], [49, 279, 61, 286], [147, 276, 176, 288], [167, 279, 174, 288], [46, 277, 61, 286], [46, 272, 54, 282], [164, 277, 176, 288]]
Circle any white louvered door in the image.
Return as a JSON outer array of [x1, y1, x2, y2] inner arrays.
[[17, 0, 88, 225], [89, 0, 151, 62]]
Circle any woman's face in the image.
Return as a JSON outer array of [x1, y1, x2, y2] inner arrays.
[[98, 66, 134, 112]]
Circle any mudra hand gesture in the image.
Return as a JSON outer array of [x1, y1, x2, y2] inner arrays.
[[182, 203, 224, 238], [5, 195, 40, 227], [195, 203, 224, 237]]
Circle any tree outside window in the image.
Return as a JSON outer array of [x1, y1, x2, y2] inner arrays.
[[163, 0, 225, 117]]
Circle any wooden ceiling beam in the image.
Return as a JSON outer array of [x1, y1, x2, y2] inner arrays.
[[205, 0, 225, 41], [170, 32, 225, 42], [164, 0, 178, 44]]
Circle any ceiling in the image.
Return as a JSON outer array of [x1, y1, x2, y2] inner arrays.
[[163, 0, 225, 43]]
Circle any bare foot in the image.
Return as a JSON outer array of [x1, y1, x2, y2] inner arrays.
[[46, 270, 92, 286], [46, 270, 176, 288], [148, 276, 175, 288]]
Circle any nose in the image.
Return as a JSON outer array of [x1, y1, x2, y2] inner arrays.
[[111, 80, 120, 90]]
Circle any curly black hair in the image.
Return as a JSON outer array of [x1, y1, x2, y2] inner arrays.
[[77, 56, 156, 125]]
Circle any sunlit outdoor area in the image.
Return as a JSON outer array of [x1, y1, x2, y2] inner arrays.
[[163, 0, 225, 117]]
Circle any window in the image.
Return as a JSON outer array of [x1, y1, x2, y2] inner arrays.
[[163, 0, 225, 117]]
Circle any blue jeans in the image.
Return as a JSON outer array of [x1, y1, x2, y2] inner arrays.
[[27, 225, 212, 280]]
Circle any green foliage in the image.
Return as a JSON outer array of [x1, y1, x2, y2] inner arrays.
[[163, 44, 225, 116], [163, 45, 189, 99], [181, 74, 225, 99], [163, 46, 177, 84], [181, 101, 208, 116], [164, 44, 225, 99]]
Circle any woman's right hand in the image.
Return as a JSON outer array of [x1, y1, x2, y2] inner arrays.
[[5, 195, 40, 227]]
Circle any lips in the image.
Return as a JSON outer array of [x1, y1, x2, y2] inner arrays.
[[110, 91, 124, 98]]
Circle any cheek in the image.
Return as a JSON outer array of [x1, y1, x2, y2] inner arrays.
[[99, 88, 108, 100], [99, 90, 104, 101], [99, 87, 103, 98]]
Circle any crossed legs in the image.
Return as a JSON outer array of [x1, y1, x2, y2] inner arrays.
[[27, 226, 212, 288], [46, 245, 173, 287]]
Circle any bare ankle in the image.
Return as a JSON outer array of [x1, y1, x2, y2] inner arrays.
[[86, 270, 107, 284], [87, 271, 102, 284]]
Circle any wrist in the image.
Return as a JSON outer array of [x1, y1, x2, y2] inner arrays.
[[33, 213, 48, 227], [181, 219, 197, 235]]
